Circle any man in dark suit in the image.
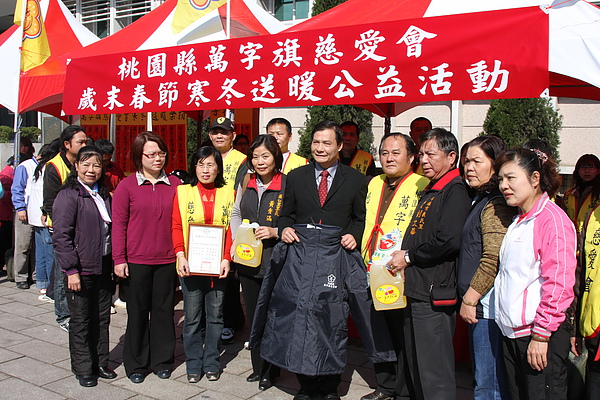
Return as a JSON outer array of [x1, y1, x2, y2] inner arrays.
[[279, 120, 368, 400]]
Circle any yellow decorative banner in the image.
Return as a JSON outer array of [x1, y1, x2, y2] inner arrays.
[[171, 0, 227, 34]]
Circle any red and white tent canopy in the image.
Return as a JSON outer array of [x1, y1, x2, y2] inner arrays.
[[0, 0, 99, 115], [14, 0, 284, 118], [286, 0, 600, 117]]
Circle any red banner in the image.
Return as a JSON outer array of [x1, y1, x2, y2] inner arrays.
[[62, 7, 548, 115]]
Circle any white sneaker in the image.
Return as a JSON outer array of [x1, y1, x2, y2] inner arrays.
[[113, 299, 127, 308], [38, 294, 54, 304]]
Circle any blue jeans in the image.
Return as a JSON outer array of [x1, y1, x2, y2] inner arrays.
[[180, 276, 227, 374], [469, 318, 510, 400], [52, 253, 70, 324], [34, 227, 53, 290]]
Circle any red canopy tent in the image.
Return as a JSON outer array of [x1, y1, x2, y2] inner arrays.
[[16, 0, 284, 118]]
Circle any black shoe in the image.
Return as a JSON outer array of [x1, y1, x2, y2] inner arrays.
[[361, 390, 395, 400], [258, 377, 273, 391], [293, 394, 312, 400], [323, 394, 341, 400], [77, 375, 98, 387], [98, 366, 117, 379], [129, 373, 145, 383], [156, 369, 171, 379], [246, 372, 260, 382], [187, 373, 201, 383], [205, 371, 220, 381], [16, 282, 29, 290]]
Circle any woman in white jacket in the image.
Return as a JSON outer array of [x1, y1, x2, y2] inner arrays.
[[495, 148, 576, 400]]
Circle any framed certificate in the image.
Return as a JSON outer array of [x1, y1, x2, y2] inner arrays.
[[187, 223, 225, 276]]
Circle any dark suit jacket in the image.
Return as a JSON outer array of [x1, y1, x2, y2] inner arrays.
[[278, 162, 368, 246]]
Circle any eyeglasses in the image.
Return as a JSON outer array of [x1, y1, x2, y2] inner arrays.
[[579, 165, 598, 171], [143, 151, 167, 159], [196, 163, 216, 170]]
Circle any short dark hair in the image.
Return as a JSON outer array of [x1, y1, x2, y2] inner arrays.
[[410, 117, 432, 130], [420, 128, 459, 163], [466, 135, 507, 193], [131, 131, 169, 171], [340, 121, 360, 138], [266, 118, 292, 135], [312, 120, 343, 145], [60, 125, 86, 152], [234, 134, 249, 145], [379, 132, 416, 158], [187, 146, 226, 188], [95, 139, 115, 155], [495, 148, 561, 198], [20, 137, 35, 158], [63, 145, 108, 198], [248, 135, 283, 173]]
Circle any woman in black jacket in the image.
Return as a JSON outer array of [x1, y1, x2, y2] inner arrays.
[[230, 135, 285, 390], [52, 146, 116, 387]]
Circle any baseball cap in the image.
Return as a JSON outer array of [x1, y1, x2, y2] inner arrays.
[[210, 117, 234, 131]]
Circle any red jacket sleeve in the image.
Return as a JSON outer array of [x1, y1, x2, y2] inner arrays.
[[172, 191, 185, 255]]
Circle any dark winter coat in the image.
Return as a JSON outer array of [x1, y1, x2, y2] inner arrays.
[[249, 224, 396, 376], [236, 173, 286, 279], [52, 183, 111, 276]]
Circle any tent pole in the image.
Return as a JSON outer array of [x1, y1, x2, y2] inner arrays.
[[13, 113, 21, 166], [226, 0, 231, 39], [147, 112, 153, 131]]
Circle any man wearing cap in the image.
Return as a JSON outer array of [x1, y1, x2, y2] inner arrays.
[[208, 117, 247, 344], [340, 121, 376, 177], [209, 117, 247, 190], [266, 117, 308, 174]]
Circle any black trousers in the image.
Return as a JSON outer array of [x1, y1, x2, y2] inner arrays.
[[372, 308, 412, 398], [223, 270, 245, 330], [239, 274, 279, 379], [123, 262, 176, 376], [296, 373, 342, 397], [404, 299, 456, 400], [503, 320, 570, 400], [65, 256, 112, 376]]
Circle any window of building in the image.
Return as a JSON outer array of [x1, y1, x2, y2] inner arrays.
[[262, 0, 310, 21]]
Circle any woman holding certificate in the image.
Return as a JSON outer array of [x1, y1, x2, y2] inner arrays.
[[172, 146, 235, 383], [230, 135, 285, 391]]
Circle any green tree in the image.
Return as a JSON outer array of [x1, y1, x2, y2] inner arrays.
[[297, 0, 374, 160], [0, 126, 12, 143], [297, 105, 374, 159], [186, 117, 211, 165], [482, 98, 562, 163], [20, 127, 41, 142], [311, 0, 346, 16]]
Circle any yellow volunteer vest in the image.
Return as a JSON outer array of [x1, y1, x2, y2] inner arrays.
[[580, 203, 600, 339], [282, 152, 308, 175], [349, 149, 374, 175], [361, 172, 429, 263], [176, 184, 235, 251], [222, 149, 247, 190], [564, 187, 597, 233], [46, 153, 71, 227]]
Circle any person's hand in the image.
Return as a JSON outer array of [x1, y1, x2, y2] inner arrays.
[[177, 256, 190, 277], [527, 339, 549, 371], [41, 214, 48, 227], [341, 234, 357, 250], [388, 250, 409, 281], [281, 227, 299, 244], [17, 210, 27, 222], [67, 273, 81, 291], [570, 336, 582, 357], [114, 263, 129, 278], [255, 226, 278, 240], [460, 302, 478, 324], [219, 259, 230, 278]]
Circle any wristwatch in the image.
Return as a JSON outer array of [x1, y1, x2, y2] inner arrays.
[[404, 250, 411, 265]]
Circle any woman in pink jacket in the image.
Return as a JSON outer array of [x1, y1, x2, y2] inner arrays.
[[495, 148, 576, 400]]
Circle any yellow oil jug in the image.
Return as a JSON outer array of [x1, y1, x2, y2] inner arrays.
[[370, 257, 407, 311], [233, 219, 263, 267]]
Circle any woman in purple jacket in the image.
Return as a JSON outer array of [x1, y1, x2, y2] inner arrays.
[[52, 146, 116, 387]]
